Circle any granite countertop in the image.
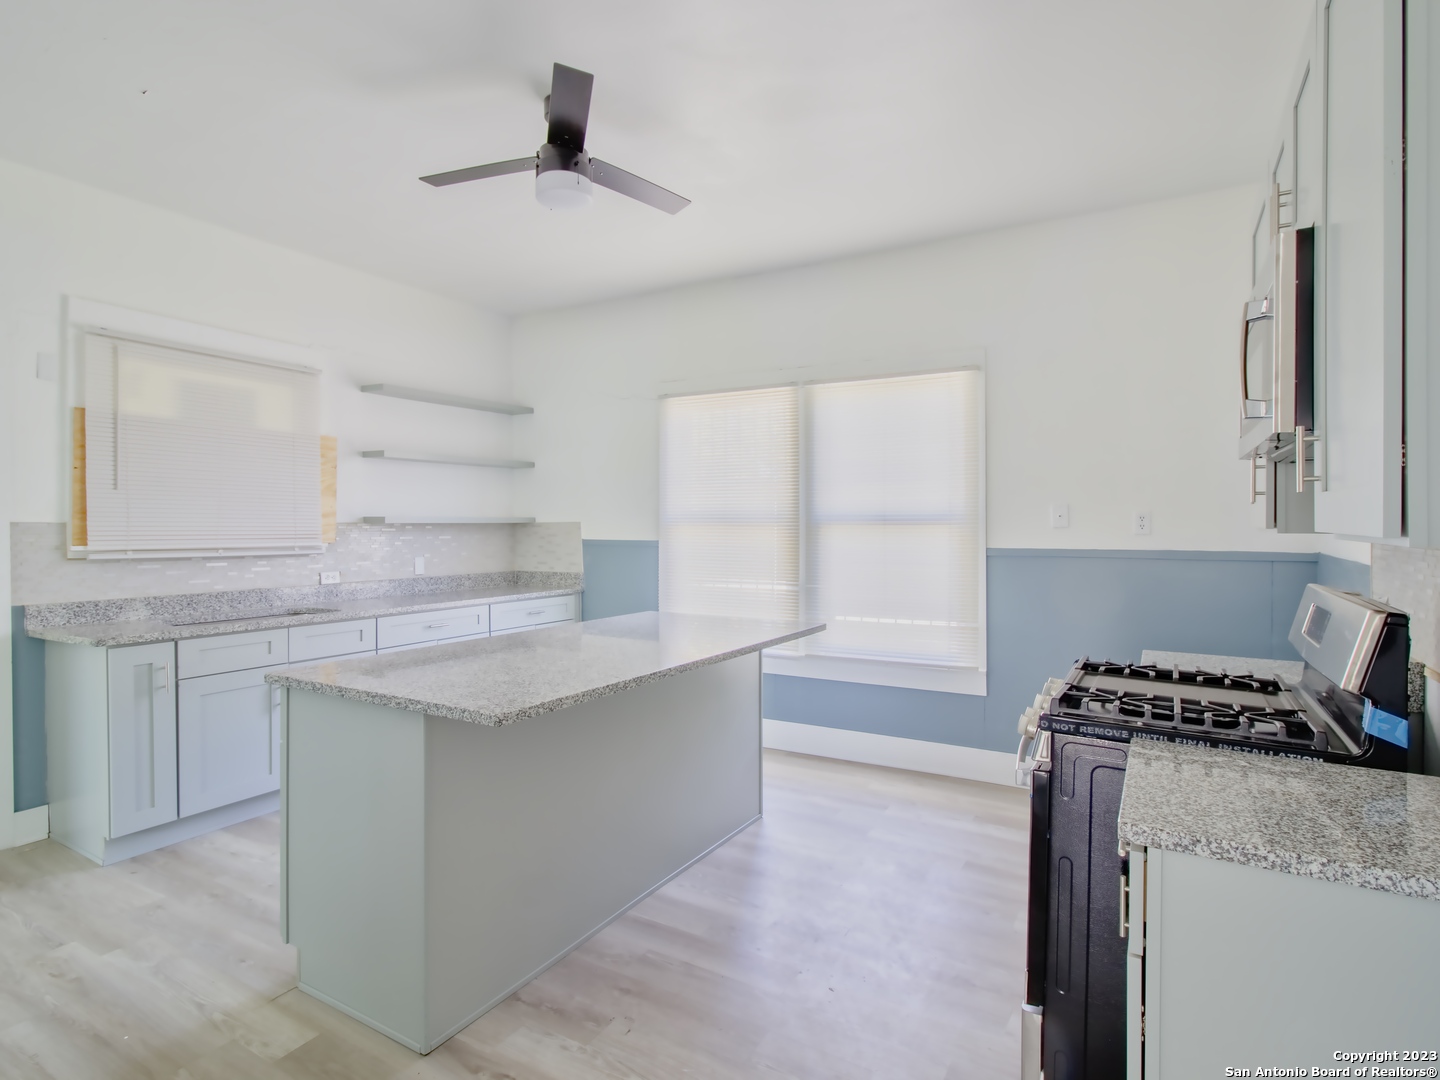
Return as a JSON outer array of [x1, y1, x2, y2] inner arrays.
[[27, 583, 581, 647], [1118, 739, 1440, 901], [267, 611, 825, 726]]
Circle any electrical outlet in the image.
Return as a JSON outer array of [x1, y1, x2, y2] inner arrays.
[[319, 571, 340, 585], [1133, 511, 1152, 536], [414, 556, 426, 575], [1050, 503, 1070, 529]]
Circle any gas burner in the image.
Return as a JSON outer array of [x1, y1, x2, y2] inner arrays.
[[1053, 685, 1327, 749], [1076, 658, 1284, 695]]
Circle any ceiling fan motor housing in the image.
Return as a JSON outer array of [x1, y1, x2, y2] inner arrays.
[[535, 144, 593, 209]]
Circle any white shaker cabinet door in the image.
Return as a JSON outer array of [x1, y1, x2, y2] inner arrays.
[[107, 642, 179, 839], [177, 665, 284, 818], [1316, 0, 1404, 538]]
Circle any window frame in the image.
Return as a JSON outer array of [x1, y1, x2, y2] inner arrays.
[[64, 298, 327, 560], [660, 365, 987, 697]]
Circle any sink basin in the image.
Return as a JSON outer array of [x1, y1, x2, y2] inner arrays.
[[168, 606, 340, 627]]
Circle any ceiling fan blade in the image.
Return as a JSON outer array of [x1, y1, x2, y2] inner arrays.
[[419, 156, 536, 187], [546, 64, 594, 152], [590, 159, 691, 214]]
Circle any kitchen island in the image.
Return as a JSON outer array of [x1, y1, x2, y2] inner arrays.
[[267, 610, 824, 1054]]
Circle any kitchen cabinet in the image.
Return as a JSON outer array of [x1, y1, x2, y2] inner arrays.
[[490, 594, 577, 633], [288, 618, 376, 662], [1314, 0, 1405, 538], [47, 635, 282, 865], [178, 626, 287, 678], [1124, 846, 1437, 1075], [178, 665, 284, 817], [44, 595, 578, 864], [376, 604, 489, 650], [1248, 0, 1409, 538], [107, 642, 179, 838]]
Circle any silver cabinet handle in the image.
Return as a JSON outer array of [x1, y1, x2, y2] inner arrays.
[[425, 622, 453, 629], [1295, 426, 1323, 492], [158, 663, 169, 694], [526, 609, 545, 616], [1120, 869, 1130, 938]]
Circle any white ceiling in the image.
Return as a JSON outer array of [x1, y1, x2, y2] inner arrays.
[[0, 0, 1312, 313]]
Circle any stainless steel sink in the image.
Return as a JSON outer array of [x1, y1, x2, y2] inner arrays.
[[168, 606, 340, 627]]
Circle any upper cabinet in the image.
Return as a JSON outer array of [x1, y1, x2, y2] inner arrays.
[[1316, 0, 1405, 539], [1249, 0, 1410, 540]]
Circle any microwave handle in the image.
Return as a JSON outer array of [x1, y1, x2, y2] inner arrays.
[[1239, 307, 1251, 418]]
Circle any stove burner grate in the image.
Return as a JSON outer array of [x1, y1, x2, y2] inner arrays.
[[1054, 684, 1327, 750], [1078, 658, 1285, 695]]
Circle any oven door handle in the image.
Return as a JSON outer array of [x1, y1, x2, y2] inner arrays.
[[1024, 764, 1051, 1011]]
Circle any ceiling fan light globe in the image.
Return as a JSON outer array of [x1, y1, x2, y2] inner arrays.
[[535, 169, 593, 210]]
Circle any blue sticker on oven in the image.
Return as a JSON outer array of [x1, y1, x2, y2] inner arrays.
[[1362, 699, 1409, 748]]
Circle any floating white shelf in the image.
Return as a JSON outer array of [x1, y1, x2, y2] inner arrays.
[[358, 516, 537, 525], [360, 383, 533, 416], [361, 450, 535, 469]]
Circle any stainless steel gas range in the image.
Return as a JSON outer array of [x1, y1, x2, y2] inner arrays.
[[1016, 584, 1417, 1080]]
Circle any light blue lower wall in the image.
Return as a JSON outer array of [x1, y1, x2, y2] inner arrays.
[[579, 542, 1371, 757], [11, 606, 47, 812], [8, 546, 1371, 810], [1317, 552, 1371, 596], [581, 540, 659, 620]]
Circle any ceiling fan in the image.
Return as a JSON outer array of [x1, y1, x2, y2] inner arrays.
[[420, 63, 690, 214]]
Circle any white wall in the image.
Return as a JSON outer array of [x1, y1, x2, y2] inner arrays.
[[510, 185, 1352, 556], [0, 157, 516, 532], [0, 156, 513, 843]]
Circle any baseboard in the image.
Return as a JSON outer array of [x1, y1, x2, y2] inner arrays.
[[10, 805, 50, 847], [762, 719, 1016, 787], [93, 790, 280, 865]]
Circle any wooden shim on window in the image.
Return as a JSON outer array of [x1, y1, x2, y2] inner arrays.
[[71, 407, 88, 548], [320, 435, 337, 543]]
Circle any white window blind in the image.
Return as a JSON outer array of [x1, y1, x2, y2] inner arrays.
[[659, 370, 984, 678], [83, 333, 323, 557], [659, 386, 800, 622], [804, 371, 983, 667]]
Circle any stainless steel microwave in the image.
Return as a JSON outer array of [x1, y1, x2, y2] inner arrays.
[[1239, 224, 1314, 456], [1239, 221, 1318, 531]]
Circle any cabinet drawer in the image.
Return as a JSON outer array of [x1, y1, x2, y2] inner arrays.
[[378, 631, 488, 654], [178, 664, 283, 818], [376, 604, 490, 650], [178, 628, 288, 678], [288, 619, 377, 663], [490, 594, 577, 632]]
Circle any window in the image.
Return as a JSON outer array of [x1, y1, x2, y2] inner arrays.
[[658, 385, 799, 621], [659, 370, 985, 692], [82, 332, 323, 558]]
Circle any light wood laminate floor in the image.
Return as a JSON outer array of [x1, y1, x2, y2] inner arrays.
[[0, 750, 1029, 1079]]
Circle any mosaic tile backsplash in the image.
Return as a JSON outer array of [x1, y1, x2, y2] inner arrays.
[[1371, 544, 1440, 673], [11, 521, 582, 606]]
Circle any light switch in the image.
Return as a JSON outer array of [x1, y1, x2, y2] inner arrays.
[[35, 352, 57, 382], [1133, 511, 1153, 536], [414, 556, 426, 575], [1050, 503, 1070, 529]]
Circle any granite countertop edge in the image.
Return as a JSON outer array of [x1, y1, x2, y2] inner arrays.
[[266, 623, 821, 726], [1116, 820, 1440, 902], [28, 586, 582, 647]]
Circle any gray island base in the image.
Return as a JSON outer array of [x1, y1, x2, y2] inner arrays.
[[271, 612, 824, 1054]]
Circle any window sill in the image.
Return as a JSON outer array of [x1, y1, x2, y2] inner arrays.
[[760, 653, 987, 696]]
